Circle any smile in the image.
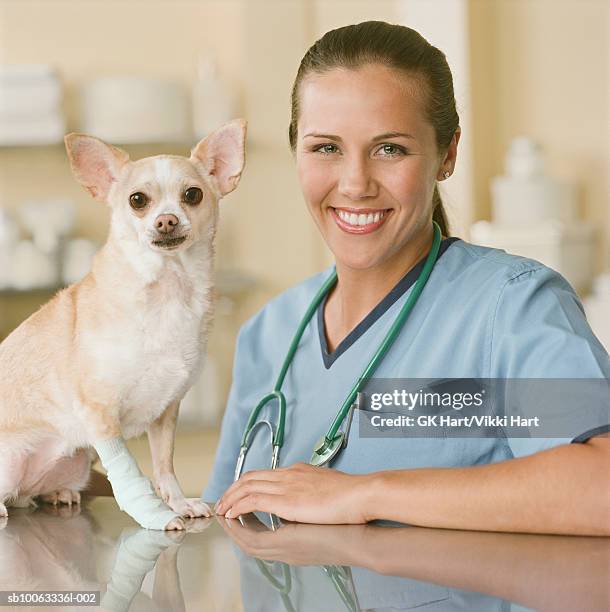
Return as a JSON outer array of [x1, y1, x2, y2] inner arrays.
[[330, 207, 392, 234], [152, 235, 187, 249]]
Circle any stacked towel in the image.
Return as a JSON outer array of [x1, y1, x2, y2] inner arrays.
[[0, 64, 65, 145]]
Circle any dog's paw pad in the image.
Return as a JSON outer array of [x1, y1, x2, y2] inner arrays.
[[40, 489, 81, 506], [58, 489, 80, 505], [40, 492, 59, 505], [164, 517, 185, 531], [174, 498, 212, 519]]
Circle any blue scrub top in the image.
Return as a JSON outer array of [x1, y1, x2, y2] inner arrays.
[[202, 238, 610, 502]]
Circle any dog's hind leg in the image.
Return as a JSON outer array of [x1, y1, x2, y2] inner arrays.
[[0, 449, 27, 521], [36, 448, 93, 506]]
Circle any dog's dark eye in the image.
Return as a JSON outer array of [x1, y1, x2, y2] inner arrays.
[[129, 192, 149, 209], [183, 187, 203, 205]]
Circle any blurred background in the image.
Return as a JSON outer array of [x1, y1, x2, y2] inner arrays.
[[0, 0, 608, 497]]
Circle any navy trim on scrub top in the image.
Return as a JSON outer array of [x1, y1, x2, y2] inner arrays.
[[572, 424, 610, 444], [318, 237, 461, 369]]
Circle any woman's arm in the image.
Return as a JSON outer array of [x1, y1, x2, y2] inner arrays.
[[368, 435, 610, 535], [218, 520, 610, 611], [215, 435, 610, 535]]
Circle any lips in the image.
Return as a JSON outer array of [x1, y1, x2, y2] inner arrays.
[[152, 235, 187, 248], [330, 207, 392, 235]]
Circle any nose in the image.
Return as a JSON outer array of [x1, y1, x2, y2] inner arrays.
[[155, 214, 179, 234], [337, 156, 377, 200]]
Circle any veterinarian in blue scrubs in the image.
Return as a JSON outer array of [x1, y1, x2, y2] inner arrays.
[[204, 22, 610, 534]]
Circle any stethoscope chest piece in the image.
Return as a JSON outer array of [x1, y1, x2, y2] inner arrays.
[[310, 433, 345, 467]]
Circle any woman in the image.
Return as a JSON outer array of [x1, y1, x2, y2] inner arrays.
[[205, 21, 610, 534]]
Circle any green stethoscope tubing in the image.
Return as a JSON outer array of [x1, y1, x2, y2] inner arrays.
[[236, 221, 442, 476], [255, 559, 359, 612]]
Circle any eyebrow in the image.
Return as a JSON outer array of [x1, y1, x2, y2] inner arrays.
[[303, 131, 416, 142]]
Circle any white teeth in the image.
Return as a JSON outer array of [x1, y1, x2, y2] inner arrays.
[[335, 209, 386, 227]]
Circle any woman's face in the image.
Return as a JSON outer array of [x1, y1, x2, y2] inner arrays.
[[295, 64, 455, 271]]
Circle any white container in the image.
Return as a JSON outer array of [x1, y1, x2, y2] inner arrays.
[[0, 64, 62, 116], [491, 136, 577, 225], [62, 239, 99, 285], [11, 240, 58, 289], [470, 220, 595, 294], [492, 176, 576, 226], [0, 64, 66, 145], [19, 199, 75, 254], [81, 76, 189, 143]]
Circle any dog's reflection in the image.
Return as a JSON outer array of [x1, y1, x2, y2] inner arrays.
[[0, 503, 99, 594], [0, 504, 212, 611]]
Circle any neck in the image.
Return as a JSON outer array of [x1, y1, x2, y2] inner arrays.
[[92, 219, 215, 294], [325, 223, 435, 350]]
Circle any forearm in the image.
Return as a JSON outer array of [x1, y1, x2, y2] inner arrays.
[[365, 441, 610, 535]]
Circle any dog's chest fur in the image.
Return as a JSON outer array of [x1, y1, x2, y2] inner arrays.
[[81, 254, 213, 438]]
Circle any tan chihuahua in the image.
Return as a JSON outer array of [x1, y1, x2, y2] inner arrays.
[[0, 119, 246, 530]]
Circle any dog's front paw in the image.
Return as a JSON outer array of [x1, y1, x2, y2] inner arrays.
[[39, 489, 81, 506], [164, 516, 186, 531], [169, 497, 212, 519]]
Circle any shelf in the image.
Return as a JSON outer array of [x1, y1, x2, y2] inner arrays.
[[0, 268, 258, 298]]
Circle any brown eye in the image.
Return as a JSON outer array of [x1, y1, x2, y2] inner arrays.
[[183, 187, 203, 205], [129, 192, 149, 209]]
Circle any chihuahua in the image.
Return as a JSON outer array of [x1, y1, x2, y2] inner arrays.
[[0, 119, 246, 530]]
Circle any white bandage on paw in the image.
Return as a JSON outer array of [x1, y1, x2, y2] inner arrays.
[[102, 529, 181, 612], [94, 436, 180, 530]]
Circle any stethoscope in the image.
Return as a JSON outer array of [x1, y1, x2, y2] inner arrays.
[[255, 557, 360, 612], [244, 514, 361, 612], [234, 221, 442, 481]]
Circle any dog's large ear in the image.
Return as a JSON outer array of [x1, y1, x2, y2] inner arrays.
[[190, 119, 246, 198], [64, 133, 130, 202]]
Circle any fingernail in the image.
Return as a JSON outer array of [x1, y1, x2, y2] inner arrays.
[[225, 508, 233, 519], [215, 503, 224, 515]]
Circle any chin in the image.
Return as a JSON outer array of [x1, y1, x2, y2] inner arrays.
[[333, 252, 384, 271]]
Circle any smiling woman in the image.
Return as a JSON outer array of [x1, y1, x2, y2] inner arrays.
[[204, 21, 610, 536]]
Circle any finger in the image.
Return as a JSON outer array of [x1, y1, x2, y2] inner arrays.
[[216, 479, 284, 515], [217, 515, 278, 549], [217, 469, 286, 506], [225, 492, 293, 521]]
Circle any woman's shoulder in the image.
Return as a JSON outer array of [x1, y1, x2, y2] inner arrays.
[[445, 238, 554, 280], [441, 238, 578, 299]]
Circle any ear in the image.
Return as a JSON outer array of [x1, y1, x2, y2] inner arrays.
[[64, 133, 130, 202], [190, 119, 247, 197]]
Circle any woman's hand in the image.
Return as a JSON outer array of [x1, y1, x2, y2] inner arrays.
[[217, 514, 374, 566], [214, 463, 376, 524]]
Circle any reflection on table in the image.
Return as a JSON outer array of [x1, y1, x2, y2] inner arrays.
[[0, 497, 607, 611]]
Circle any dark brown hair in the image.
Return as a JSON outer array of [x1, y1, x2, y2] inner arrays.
[[288, 21, 459, 236]]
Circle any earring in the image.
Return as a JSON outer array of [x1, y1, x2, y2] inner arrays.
[[443, 171, 450, 179]]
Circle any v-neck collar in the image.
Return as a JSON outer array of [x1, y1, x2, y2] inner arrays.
[[317, 237, 460, 369]]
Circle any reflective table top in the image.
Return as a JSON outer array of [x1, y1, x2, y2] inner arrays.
[[0, 496, 608, 611]]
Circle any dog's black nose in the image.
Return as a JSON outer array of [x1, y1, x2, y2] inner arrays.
[[155, 214, 179, 234]]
